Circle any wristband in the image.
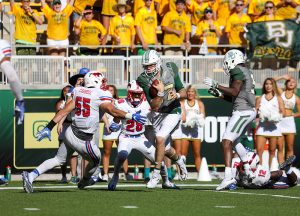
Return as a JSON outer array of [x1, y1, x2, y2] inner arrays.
[[176, 93, 180, 99], [157, 91, 164, 97], [46, 120, 56, 130], [125, 113, 133, 119]]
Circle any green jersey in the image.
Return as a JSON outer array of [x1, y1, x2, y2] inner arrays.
[[229, 65, 256, 111], [137, 62, 184, 114]]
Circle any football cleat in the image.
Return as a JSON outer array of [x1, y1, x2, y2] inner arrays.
[[70, 176, 79, 184], [61, 176, 68, 184], [227, 183, 237, 190], [162, 181, 180, 190], [0, 178, 8, 186], [279, 155, 296, 172], [216, 178, 237, 191], [108, 174, 119, 191], [22, 171, 33, 193], [146, 172, 160, 189], [101, 174, 109, 182], [77, 177, 95, 189], [176, 156, 188, 181]]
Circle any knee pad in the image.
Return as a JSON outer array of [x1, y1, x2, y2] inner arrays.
[[118, 150, 128, 161]]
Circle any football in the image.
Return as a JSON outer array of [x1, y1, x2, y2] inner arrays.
[[149, 79, 159, 98]]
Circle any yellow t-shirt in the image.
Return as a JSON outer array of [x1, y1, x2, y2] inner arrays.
[[276, 0, 300, 19], [254, 14, 283, 22], [225, 13, 252, 45], [135, 7, 157, 44], [213, 0, 232, 27], [195, 20, 221, 52], [79, 20, 107, 46], [42, 4, 73, 40], [101, 0, 117, 16], [73, 0, 97, 14], [187, 1, 210, 25], [161, 10, 191, 45], [12, 4, 39, 44], [109, 14, 136, 46], [248, 0, 269, 15]]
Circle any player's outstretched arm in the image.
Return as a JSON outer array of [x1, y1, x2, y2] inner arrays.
[[218, 80, 243, 97], [36, 99, 75, 141]]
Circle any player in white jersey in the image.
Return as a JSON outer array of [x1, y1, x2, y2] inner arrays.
[[204, 49, 257, 190], [0, 39, 24, 125], [274, 75, 300, 163], [108, 80, 182, 190], [255, 78, 285, 167], [21, 72, 147, 193]]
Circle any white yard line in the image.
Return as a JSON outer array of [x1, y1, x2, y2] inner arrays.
[[217, 191, 300, 199]]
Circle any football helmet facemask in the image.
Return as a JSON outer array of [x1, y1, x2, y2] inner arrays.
[[223, 49, 245, 76], [127, 80, 145, 107], [142, 50, 161, 79]]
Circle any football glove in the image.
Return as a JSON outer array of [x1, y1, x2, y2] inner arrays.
[[109, 122, 121, 132], [14, 100, 25, 125], [204, 77, 219, 89], [36, 127, 51, 141], [208, 88, 222, 97], [132, 110, 147, 125]]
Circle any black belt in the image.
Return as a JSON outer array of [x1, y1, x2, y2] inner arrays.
[[71, 125, 93, 141]]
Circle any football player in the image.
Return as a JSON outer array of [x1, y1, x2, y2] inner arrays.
[[136, 50, 188, 189], [0, 39, 24, 125], [108, 80, 180, 190], [21, 72, 147, 193], [204, 49, 257, 190]]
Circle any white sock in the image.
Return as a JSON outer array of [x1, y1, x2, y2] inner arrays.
[[160, 162, 169, 183], [1, 61, 23, 101], [224, 167, 232, 179], [235, 143, 248, 162], [30, 157, 61, 182]]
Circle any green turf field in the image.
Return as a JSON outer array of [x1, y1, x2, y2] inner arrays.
[[1, 180, 300, 216]]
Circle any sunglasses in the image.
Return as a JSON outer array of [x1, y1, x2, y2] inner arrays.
[[84, 12, 92, 15], [205, 10, 213, 14], [54, 2, 61, 5], [265, 6, 273, 9], [236, 4, 243, 6]]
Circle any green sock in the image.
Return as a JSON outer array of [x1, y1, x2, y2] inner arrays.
[[144, 168, 150, 179], [167, 168, 172, 180]]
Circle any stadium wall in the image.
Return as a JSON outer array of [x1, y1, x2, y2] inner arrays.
[[0, 89, 299, 173]]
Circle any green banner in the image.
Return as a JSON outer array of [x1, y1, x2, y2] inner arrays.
[[246, 20, 300, 65]]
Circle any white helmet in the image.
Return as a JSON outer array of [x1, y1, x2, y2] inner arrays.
[[142, 50, 161, 78], [223, 49, 246, 76], [247, 152, 260, 170], [84, 71, 105, 88], [127, 80, 145, 107], [290, 167, 300, 184]]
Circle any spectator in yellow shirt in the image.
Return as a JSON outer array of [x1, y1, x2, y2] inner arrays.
[[41, 0, 74, 56], [134, 0, 158, 16], [225, 0, 252, 46], [110, 0, 135, 56], [255, 1, 284, 21], [74, 5, 107, 55], [135, 0, 159, 55], [73, 0, 97, 21], [161, 0, 191, 55], [10, 0, 43, 55], [212, 0, 235, 28], [194, 7, 221, 55], [101, 0, 117, 36], [248, 0, 270, 20], [276, 0, 299, 19]]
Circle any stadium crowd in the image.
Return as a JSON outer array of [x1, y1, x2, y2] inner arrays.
[[4, 0, 300, 56]]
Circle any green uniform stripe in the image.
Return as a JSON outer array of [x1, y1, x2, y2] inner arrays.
[[235, 118, 248, 133], [231, 115, 250, 133]]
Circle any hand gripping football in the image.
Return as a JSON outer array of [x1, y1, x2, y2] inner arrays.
[[149, 79, 159, 98]]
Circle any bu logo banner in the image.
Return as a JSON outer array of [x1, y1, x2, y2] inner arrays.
[[246, 20, 300, 65]]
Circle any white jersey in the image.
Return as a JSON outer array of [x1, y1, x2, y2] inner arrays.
[[281, 91, 296, 110], [115, 99, 151, 136], [260, 94, 280, 114], [0, 40, 12, 61], [71, 86, 113, 134]]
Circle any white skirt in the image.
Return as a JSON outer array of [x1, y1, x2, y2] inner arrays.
[[181, 125, 204, 141], [256, 121, 282, 137], [102, 127, 121, 141], [279, 116, 296, 134]]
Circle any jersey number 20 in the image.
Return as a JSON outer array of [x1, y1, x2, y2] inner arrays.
[[75, 96, 91, 117], [126, 120, 143, 132]]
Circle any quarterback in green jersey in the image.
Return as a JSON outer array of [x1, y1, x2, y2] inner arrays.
[[137, 50, 188, 189], [204, 49, 257, 191]]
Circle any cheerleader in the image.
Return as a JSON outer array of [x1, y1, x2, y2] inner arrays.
[[256, 78, 286, 167], [181, 85, 205, 173], [274, 75, 300, 163]]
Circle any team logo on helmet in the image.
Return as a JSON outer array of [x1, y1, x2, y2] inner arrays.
[[223, 49, 245, 76], [84, 71, 106, 89]]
